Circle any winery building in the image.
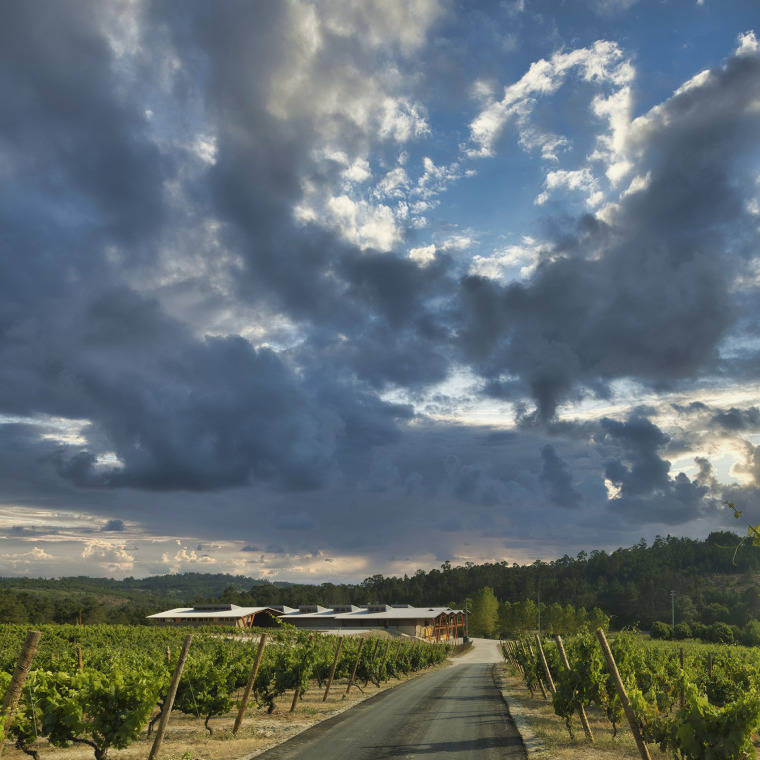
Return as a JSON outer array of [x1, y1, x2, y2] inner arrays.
[[146, 604, 289, 628], [148, 602, 466, 642]]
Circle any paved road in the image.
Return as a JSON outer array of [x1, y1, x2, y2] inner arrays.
[[256, 638, 527, 760]]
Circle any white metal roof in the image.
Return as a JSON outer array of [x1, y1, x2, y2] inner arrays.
[[280, 606, 462, 621], [148, 603, 464, 622], [147, 604, 294, 620]]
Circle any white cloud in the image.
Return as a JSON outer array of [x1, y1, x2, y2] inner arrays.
[[620, 171, 651, 198], [468, 40, 634, 158], [0, 546, 55, 565], [736, 30, 759, 57], [408, 244, 436, 266], [374, 166, 410, 198], [268, 1, 434, 147], [327, 195, 402, 251], [469, 236, 544, 281], [191, 135, 218, 165], [590, 86, 634, 184], [416, 156, 463, 199], [318, 0, 442, 53], [343, 158, 371, 183], [441, 234, 473, 251], [81, 539, 135, 571], [535, 168, 602, 207], [673, 69, 712, 97]]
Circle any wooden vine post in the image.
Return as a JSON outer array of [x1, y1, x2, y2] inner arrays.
[[0, 629, 41, 759], [166, 647, 171, 666], [77, 645, 83, 671], [554, 634, 593, 741], [322, 636, 343, 702], [679, 647, 685, 709], [707, 652, 712, 678], [595, 629, 651, 760], [534, 635, 556, 694], [148, 634, 192, 760], [527, 641, 548, 699], [345, 638, 365, 695], [233, 634, 268, 733]]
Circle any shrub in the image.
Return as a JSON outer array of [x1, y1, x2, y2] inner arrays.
[[650, 621, 672, 640], [707, 622, 734, 644], [741, 619, 760, 647], [673, 622, 692, 640]]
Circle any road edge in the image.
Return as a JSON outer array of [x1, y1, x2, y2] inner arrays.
[[492, 663, 549, 759]]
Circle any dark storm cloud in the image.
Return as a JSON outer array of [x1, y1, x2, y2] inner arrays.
[[540, 444, 581, 509], [9, 526, 58, 538], [712, 407, 760, 431], [457, 52, 760, 418], [155, 1, 457, 392], [598, 413, 711, 523], [101, 519, 125, 532], [275, 512, 316, 531], [0, 0, 758, 572], [0, 2, 167, 250], [0, 2, 424, 493]]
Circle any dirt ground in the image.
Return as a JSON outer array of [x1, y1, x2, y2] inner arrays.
[[3, 665, 449, 760]]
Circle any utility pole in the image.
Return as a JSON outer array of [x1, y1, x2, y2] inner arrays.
[[670, 590, 676, 629], [464, 597, 470, 641], [537, 583, 541, 637]]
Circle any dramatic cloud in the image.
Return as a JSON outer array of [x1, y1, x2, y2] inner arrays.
[[0, 1, 759, 579], [458, 47, 760, 418]]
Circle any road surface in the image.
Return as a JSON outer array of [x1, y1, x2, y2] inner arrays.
[[256, 638, 527, 760]]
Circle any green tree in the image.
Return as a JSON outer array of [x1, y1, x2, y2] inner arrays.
[[469, 587, 499, 637], [497, 601, 514, 635]]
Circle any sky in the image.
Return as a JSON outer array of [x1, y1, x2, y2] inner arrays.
[[1, 0, 760, 583]]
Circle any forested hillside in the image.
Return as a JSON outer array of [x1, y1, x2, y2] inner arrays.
[[0, 573, 280, 624], [224, 532, 760, 631], [2, 532, 760, 629]]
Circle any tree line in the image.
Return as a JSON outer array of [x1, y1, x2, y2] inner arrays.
[[2, 532, 760, 629], [224, 531, 760, 631], [467, 586, 610, 638]]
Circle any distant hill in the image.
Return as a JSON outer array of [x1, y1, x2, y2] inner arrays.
[[2, 532, 760, 630], [0, 572, 290, 625], [221, 531, 760, 630]]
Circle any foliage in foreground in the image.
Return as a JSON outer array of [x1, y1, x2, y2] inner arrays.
[[504, 632, 760, 759], [0, 623, 450, 760]]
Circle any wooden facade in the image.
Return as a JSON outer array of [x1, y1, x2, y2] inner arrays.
[[421, 611, 466, 642]]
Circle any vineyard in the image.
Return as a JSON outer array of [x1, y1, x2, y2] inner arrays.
[[502, 630, 760, 760], [0, 624, 451, 760]]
